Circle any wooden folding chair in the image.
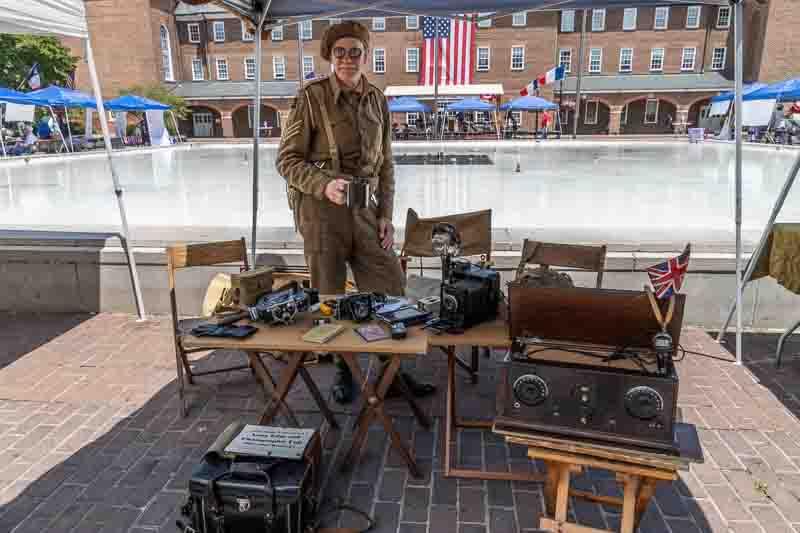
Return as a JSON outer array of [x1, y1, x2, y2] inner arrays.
[[400, 208, 492, 382], [515, 239, 607, 287], [167, 238, 261, 416]]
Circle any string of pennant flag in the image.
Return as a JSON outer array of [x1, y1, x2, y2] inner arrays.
[[520, 65, 565, 96]]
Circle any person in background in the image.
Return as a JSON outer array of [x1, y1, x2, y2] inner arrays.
[[36, 116, 51, 139], [11, 125, 37, 156], [541, 111, 551, 138]]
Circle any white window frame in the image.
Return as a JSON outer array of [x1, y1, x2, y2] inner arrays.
[[300, 20, 312, 40], [650, 48, 665, 72], [191, 58, 204, 81], [215, 57, 229, 80], [686, 6, 701, 29], [589, 48, 602, 73], [644, 99, 659, 124], [654, 7, 669, 30], [271, 25, 283, 41], [559, 48, 572, 73], [585, 100, 599, 125], [405, 48, 419, 73], [681, 47, 697, 71], [160, 25, 174, 82], [513, 12, 527, 26], [622, 8, 637, 31], [561, 10, 575, 32], [510, 45, 525, 71], [619, 48, 633, 73], [406, 16, 419, 30], [510, 111, 522, 126], [621, 103, 629, 125], [711, 47, 726, 70], [302, 55, 314, 78], [273, 56, 286, 80], [245, 56, 256, 80], [213, 20, 226, 42], [242, 20, 254, 41], [188, 23, 201, 43], [716, 6, 731, 28], [329, 18, 341, 25], [406, 112, 419, 125], [372, 17, 386, 31], [477, 12, 492, 28], [477, 46, 491, 71], [373, 48, 386, 74], [591, 9, 605, 32]]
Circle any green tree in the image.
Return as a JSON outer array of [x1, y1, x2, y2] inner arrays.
[[118, 84, 188, 135], [0, 35, 78, 89]]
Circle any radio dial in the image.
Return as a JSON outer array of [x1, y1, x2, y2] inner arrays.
[[512, 374, 549, 406], [624, 386, 664, 420]]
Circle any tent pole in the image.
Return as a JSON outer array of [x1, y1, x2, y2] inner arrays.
[[433, 18, 440, 140], [64, 107, 75, 152], [49, 106, 69, 153], [169, 110, 183, 143], [573, 9, 587, 139], [86, 38, 146, 320], [733, 0, 744, 364], [251, 8, 270, 268], [0, 113, 6, 157]]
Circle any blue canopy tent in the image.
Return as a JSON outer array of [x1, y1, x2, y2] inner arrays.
[[711, 83, 766, 103], [28, 85, 99, 152], [388, 97, 430, 139], [500, 95, 558, 111], [743, 78, 800, 102], [443, 98, 499, 138], [105, 94, 182, 144], [0, 88, 47, 156]]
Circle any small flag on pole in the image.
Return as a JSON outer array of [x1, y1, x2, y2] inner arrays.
[[646, 244, 691, 299], [25, 63, 42, 90], [519, 81, 535, 96]]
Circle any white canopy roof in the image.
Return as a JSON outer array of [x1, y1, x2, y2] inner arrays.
[[0, 0, 89, 39], [385, 84, 504, 97]]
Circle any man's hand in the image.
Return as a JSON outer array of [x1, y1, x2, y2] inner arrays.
[[378, 218, 395, 250], [324, 178, 349, 205]]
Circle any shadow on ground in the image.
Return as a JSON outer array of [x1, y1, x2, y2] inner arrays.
[[0, 312, 93, 371]]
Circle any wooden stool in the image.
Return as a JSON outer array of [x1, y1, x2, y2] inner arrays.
[[497, 427, 700, 533]]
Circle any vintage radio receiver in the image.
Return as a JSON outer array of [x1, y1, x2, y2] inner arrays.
[[496, 285, 686, 454]]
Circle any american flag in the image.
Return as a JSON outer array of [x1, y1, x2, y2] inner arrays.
[[646, 244, 691, 299], [420, 16, 476, 86]]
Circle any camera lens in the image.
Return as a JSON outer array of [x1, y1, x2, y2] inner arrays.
[[443, 293, 459, 312]]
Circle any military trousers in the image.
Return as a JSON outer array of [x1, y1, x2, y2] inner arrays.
[[297, 194, 405, 296]]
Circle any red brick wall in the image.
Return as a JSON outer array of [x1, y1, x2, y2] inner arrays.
[[753, 0, 800, 83]]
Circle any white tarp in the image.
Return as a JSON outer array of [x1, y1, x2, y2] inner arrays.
[[84, 109, 93, 136], [0, 0, 89, 39], [145, 110, 170, 146], [742, 99, 776, 127], [115, 112, 127, 139], [4, 103, 36, 123], [709, 100, 731, 117]]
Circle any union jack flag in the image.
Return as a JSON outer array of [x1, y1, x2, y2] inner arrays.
[[646, 244, 691, 299]]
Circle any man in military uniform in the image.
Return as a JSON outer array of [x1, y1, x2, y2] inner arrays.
[[276, 20, 434, 403]]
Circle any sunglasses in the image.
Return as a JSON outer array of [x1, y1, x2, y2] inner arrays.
[[332, 46, 364, 59]]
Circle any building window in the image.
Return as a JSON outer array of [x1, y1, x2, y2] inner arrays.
[[511, 46, 524, 71], [191, 58, 204, 81], [619, 48, 633, 72], [477, 12, 492, 28], [406, 16, 419, 30], [372, 17, 386, 31], [329, 18, 341, 25], [245, 57, 256, 79], [650, 48, 665, 71], [621, 104, 629, 125], [406, 48, 419, 73], [513, 12, 527, 26], [406, 112, 418, 125], [591, 9, 605, 32], [474, 111, 490, 124], [300, 20, 312, 40], [213, 21, 226, 42], [510, 111, 522, 126], [271, 25, 283, 41], [242, 21, 254, 41], [215, 58, 229, 80], [622, 8, 637, 30], [589, 48, 602, 73], [686, 6, 701, 29], [160, 26, 174, 82], [711, 47, 726, 70], [717, 6, 731, 28], [585, 100, 599, 125], [654, 7, 669, 30], [559, 49, 572, 73], [188, 23, 201, 43], [477, 47, 490, 71], [681, 47, 696, 71], [302, 56, 314, 78], [373, 48, 385, 73], [645, 99, 659, 124], [561, 10, 575, 32], [273, 56, 285, 80]]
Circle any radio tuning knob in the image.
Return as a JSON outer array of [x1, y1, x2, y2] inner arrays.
[[512, 375, 549, 407]]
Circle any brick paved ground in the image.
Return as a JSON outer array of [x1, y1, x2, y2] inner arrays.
[[3, 313, 800, 532]]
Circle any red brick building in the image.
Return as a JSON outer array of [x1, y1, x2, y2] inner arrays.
[[67, 0, 795, 137]]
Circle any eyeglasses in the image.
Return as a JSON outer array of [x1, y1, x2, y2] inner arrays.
[[332, 47, 364, 59]]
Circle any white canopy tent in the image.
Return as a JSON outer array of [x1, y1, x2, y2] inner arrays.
[[0, 0, 146, 320]]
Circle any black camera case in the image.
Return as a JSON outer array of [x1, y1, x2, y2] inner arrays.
[[440, 260, 500, 329]]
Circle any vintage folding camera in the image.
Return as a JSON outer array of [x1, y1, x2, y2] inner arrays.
[[440, 259, 501, 329], [335, 292, 375, 322], [247, 282, 319, 325]]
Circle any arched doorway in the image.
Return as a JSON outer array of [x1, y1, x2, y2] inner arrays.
[[620, 98, 678, 134], [689, 98, 711, 129], [562, 99, 611, 134], [232, 104, 281, 138], [183, 106, 223, 138]]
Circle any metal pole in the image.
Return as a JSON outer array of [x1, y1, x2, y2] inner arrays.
[[733, 0, 744, 364], [573, 9, 587, 139], [86, 38, 146, 320], [717, 148, 800, 339], [49, 106, 69, 153], [0, 112, 6, 157], [169, 110, 183, 143], [250, 10, 269, 268], [64, 107, 75, 152], [433, 17, 439, 139], [297, 26, 305, 87]]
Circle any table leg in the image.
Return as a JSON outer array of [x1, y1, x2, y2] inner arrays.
[[444, 346, 456, 477], [543, 461, 560, 517], [554, 463, 572, 523], [776, 317, 800, 368], [298, 364, 339, 430], [251, 351, 302, 426], [634, 478, 658, 530], [619, 474, 642, 533], [392, 367, 431, 430]]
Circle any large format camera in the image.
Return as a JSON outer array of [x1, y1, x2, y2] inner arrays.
[[432, 223, 500, 330], [247, 282, 319, 325]]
